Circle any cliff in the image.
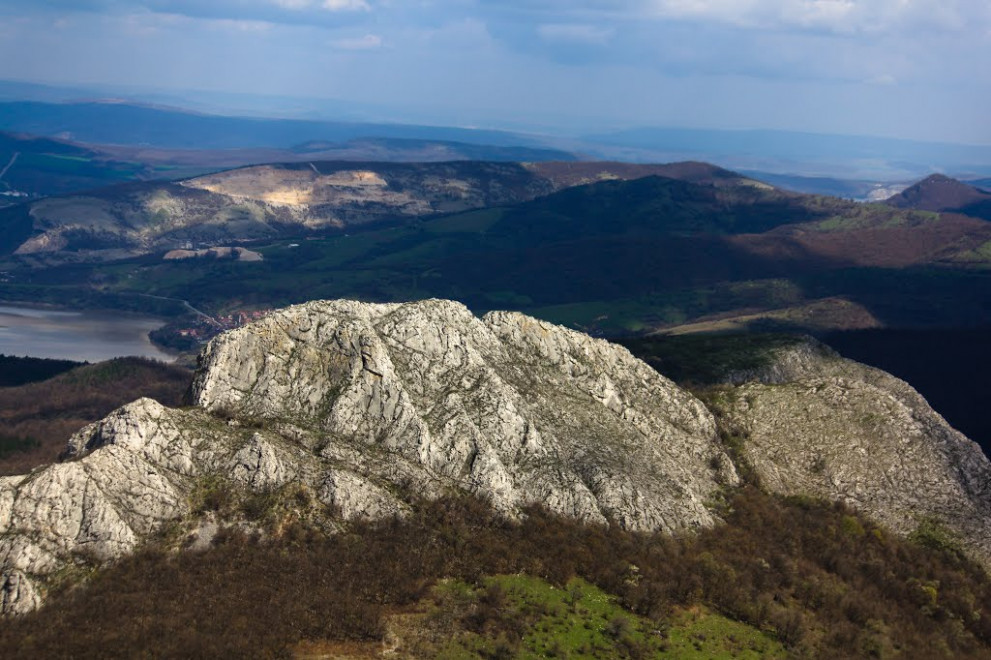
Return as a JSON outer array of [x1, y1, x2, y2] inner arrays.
[[2, 301, 990, 617], [1, 299, 735, 614]]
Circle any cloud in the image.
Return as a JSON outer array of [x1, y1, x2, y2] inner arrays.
[[320, 0, 370, 11], [478, 0, 988, 35], [537, 23, 615, 45], [331, 32, 381, 49], [643, 0, 979, 34], [867, 73, 898, 86], [271, 0, 313, 9], [1, 0, 989, 145], [0, 0, 375, 27]]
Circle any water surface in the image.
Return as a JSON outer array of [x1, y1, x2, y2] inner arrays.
[[0, 304, 173, 363]]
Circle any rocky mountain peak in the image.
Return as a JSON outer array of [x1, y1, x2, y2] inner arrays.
[[4, 300, 991, 618], [1, 299, 736, 615]]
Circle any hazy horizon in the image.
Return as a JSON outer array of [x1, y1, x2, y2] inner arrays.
[[1, 1, 989, 146]]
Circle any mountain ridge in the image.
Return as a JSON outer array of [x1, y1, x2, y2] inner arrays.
[[0, 160, 761, 258], [3, 299, 990, 619]]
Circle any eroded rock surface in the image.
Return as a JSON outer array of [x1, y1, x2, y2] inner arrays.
[[716, 340, 991, 562], [0, 299, 735, 615], [6, 303, 991, 618]]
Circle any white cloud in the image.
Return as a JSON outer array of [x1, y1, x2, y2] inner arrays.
[[332, 32, 381, 49], [867, 73, 897, 86], [271, 0, 369, 10], [213, 18, 273, 32], [322, 0, 370, 11], [537, 23, 615, 45], [644, 0, 978, 34], [272, 0, 313, 9]]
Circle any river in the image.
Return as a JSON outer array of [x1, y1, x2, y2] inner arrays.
[[0, 304, 174, 363]]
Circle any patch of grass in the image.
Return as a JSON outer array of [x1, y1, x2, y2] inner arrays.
[[665, 605, 787, 659], [811, 206, 938, 232], [951, 240, 991, 264], [413, 575, 668, 658], [190, 475, 238, 515]]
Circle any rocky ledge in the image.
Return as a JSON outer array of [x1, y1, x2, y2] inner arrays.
[[715, 340, 991, 560], [1, 299, 736, 615], [3, 300, 991, 617]]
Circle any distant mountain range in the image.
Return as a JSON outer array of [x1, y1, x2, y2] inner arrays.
[[0, 101, 560, 152], [0, 160, 756, 259], [4, 161, 990, 343], [0, 125, 578, 202], [3, 97, 991, 182], [585, 126, 991, 180]]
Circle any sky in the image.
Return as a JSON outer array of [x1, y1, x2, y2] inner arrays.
[[0, 1, 989, 144]]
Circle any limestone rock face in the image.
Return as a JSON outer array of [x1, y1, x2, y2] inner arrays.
[[7, 303, 990, 618], [0, 299, 735, 615], [717, 340, 991, 562], [191, 300, 734, 529]]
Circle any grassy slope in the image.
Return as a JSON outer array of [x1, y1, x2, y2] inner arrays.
[[0, 132, 159, 198], [393, 575, 785, 659]]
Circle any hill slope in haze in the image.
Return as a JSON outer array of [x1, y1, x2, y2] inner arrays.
[[887, 174, 991, 221], [0, 160, 763, 258], [0, 130, 579, 202], [0, 132, 159, 200], [0, 101, 549, 151], [4, 163, 991, 343]]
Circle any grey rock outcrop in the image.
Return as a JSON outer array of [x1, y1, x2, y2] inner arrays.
[[5, 303, 991, 618], [716, 339, 991, 561], [0, 299, 736, 615], [191, 299, 735, 529]]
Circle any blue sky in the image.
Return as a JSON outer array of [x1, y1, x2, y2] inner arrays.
[[1, 1, 989, 143]]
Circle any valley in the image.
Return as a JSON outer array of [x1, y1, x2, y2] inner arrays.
[[4, 159, 991, 464], [4, 165, 988, 342]]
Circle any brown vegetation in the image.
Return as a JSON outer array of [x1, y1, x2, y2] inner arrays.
[[525, 160, 746, 189], [734, 213, 991, 268], [0, 357, 192, 475], [3, 489, 991, 658], [886, 174, 991, 214]]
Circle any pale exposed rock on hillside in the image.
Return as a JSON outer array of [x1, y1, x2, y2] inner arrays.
[[714, 339, 991, 561], [10, 162, 556, 258], [0, 299, 735, 615], [163, 246, 263, 261], [4, 160, 764, 260], [4, 302, 991, 618]]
